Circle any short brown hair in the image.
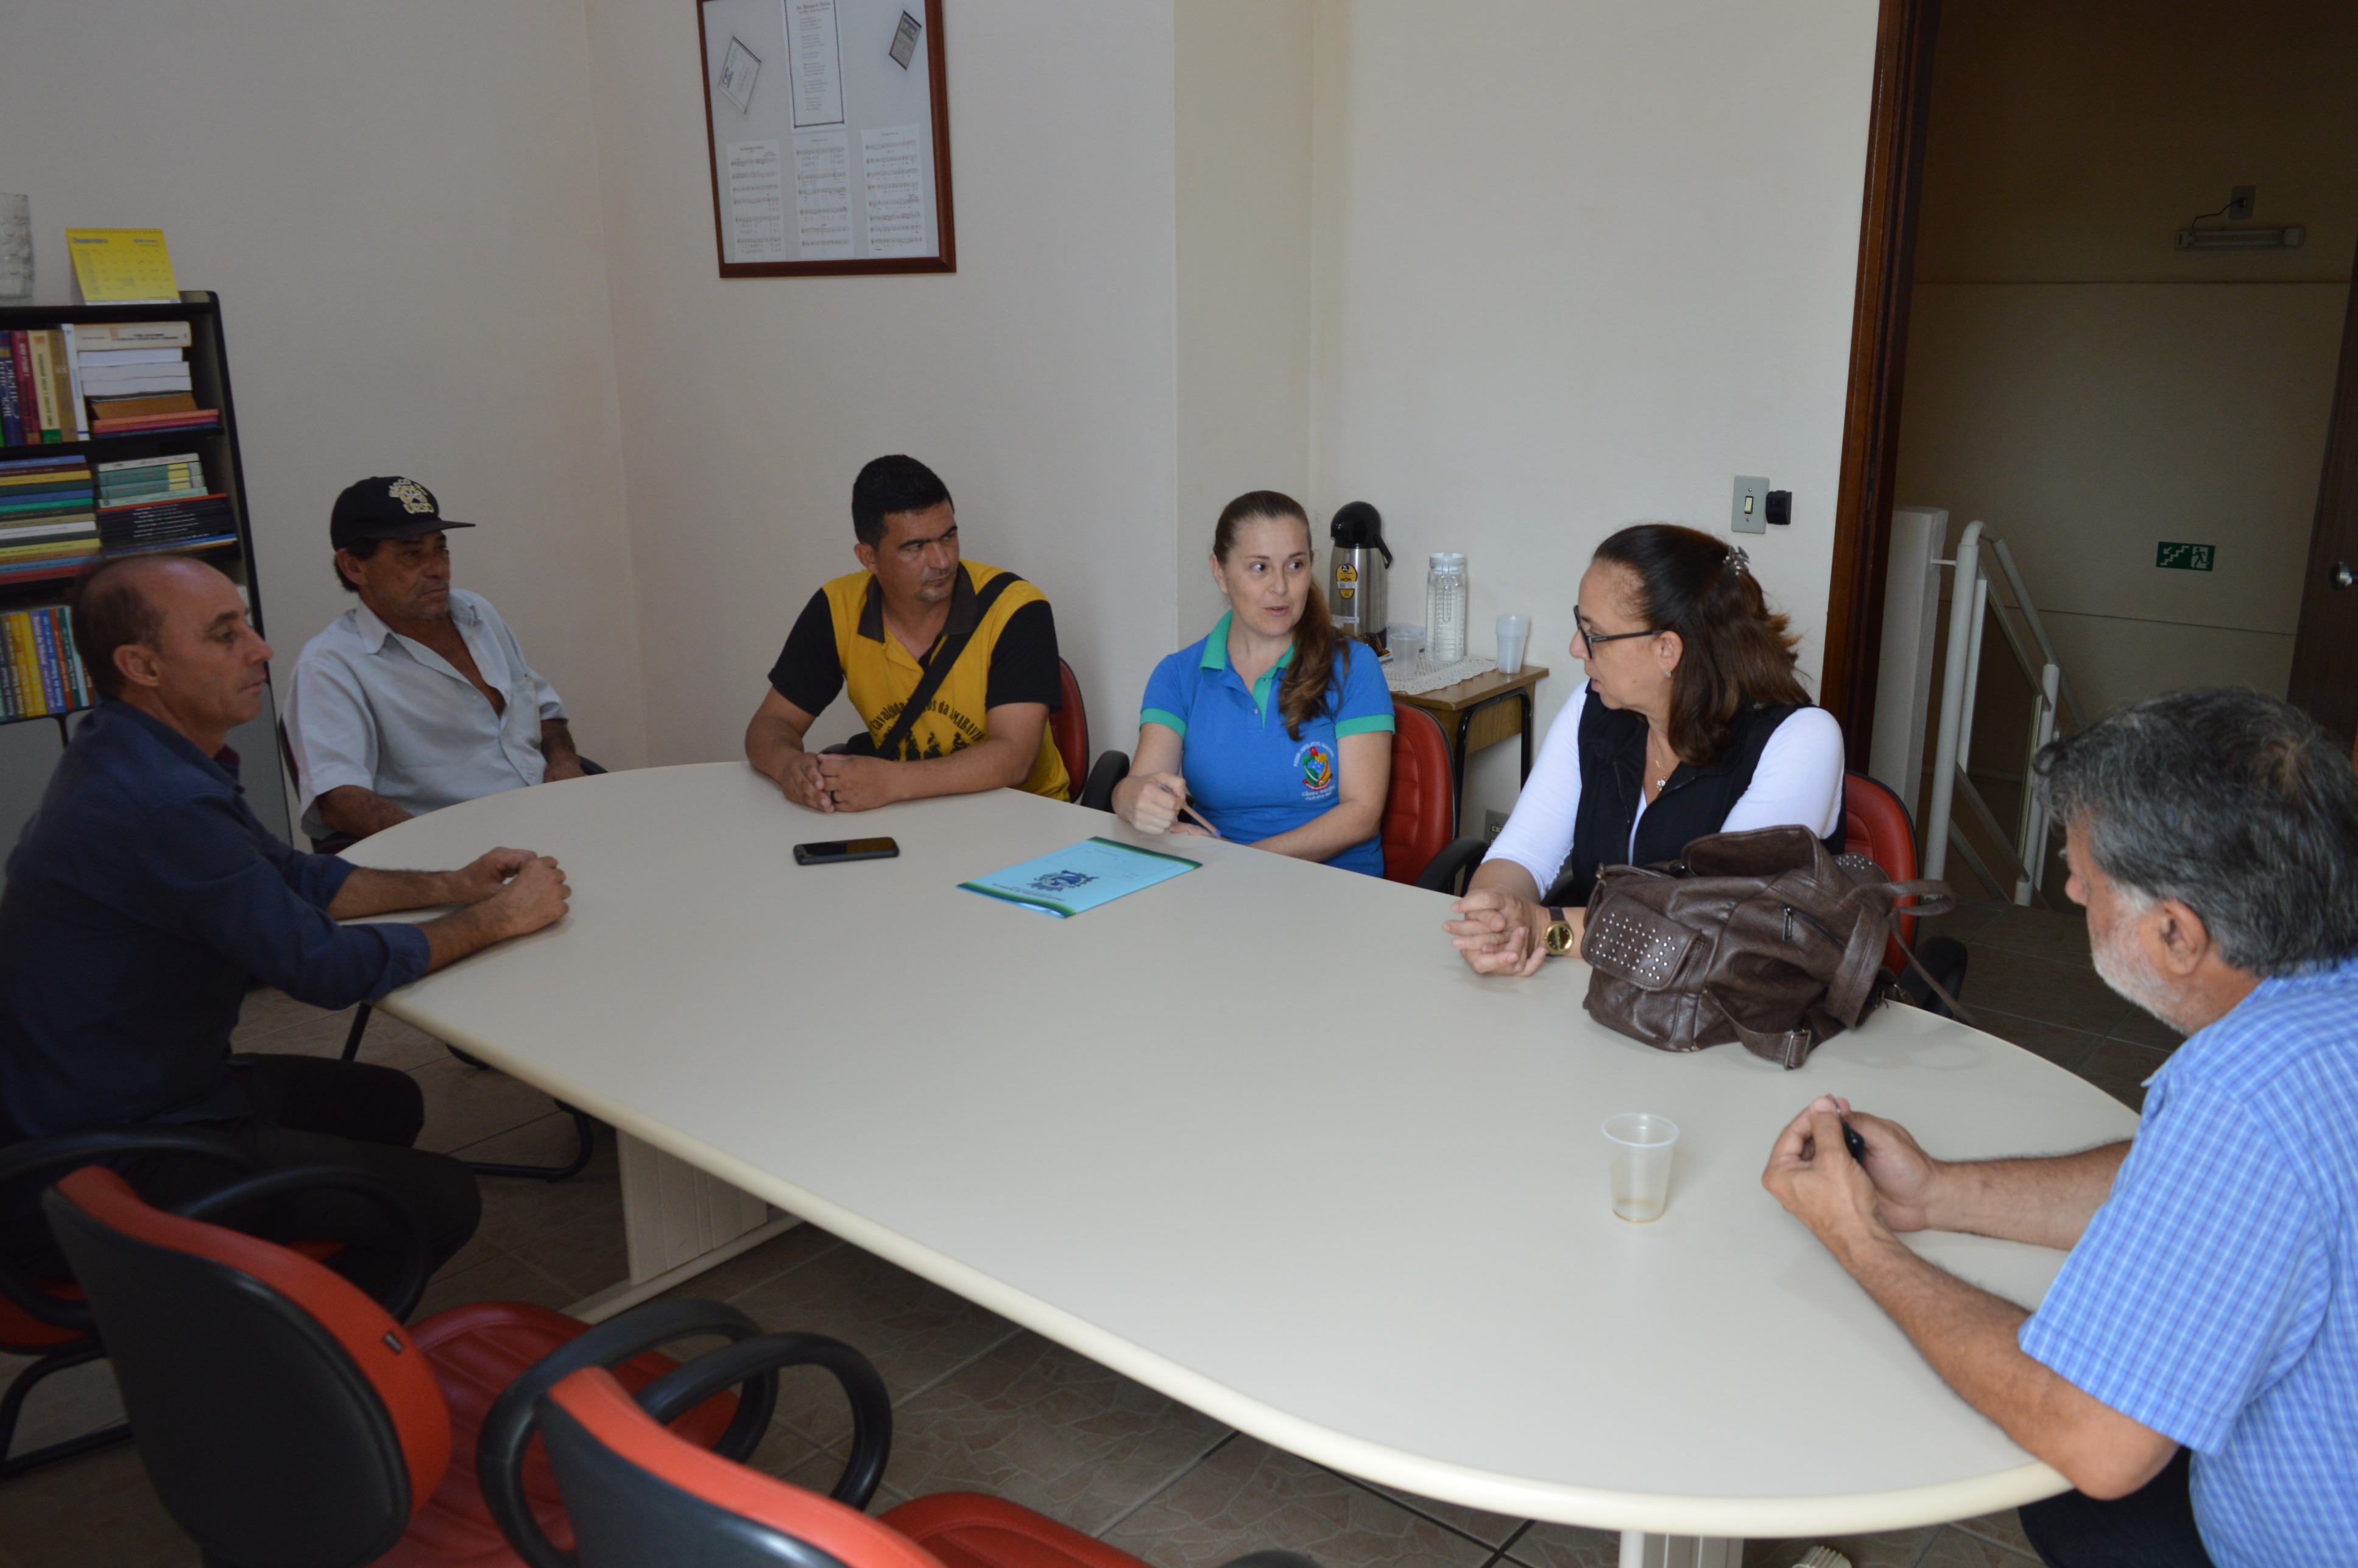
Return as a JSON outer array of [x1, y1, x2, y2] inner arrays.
[[69, 556, 174, 701]]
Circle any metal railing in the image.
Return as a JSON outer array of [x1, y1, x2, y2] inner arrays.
[[1924, 520, 2084, 905]]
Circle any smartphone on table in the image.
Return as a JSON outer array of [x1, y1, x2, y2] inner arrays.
[[792, 837, 900, 866]]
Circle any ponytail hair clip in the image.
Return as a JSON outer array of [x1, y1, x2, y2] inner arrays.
[[1723, 545, 1752, 577]]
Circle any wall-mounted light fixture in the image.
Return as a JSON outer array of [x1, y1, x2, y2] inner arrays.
[[2177, 185, 2303, 250], [2176, 225, 2304, 250]]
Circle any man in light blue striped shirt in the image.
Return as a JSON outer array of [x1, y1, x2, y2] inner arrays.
[[1763, 688, 2358, 1568]]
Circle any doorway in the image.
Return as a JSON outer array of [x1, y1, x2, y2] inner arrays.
[[1823, 0, 2358, 894]]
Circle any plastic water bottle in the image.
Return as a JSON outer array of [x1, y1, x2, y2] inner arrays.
[[1425, 553, 1467, 665]]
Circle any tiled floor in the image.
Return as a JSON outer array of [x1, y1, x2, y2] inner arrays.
[[0, 898, 2164, 1568]]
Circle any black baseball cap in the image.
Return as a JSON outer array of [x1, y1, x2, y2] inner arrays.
[[330, 476, 476, 551]]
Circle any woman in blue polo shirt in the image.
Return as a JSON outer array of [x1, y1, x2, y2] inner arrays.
[[1112, 491, 1394, 875]]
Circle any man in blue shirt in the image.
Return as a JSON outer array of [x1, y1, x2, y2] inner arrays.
[[1762, 688, 2358, 1568], [0, 555, 571, 1295]]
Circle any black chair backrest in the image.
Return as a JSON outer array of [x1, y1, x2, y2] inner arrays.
[[43, 1167, 445, 1568]]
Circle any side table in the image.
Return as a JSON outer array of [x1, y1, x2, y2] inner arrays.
[[1393, 663, 1548, 834]]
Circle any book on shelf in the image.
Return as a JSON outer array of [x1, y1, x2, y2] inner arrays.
[[69, 321, 191, 350], [90, 408, 219, 437], [0, 606, 90, 719], [0, 320, 209, 448]]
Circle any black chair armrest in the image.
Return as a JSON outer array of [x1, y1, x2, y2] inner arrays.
[[577, 757, 607, 775], [480, 1298, 777, 1568], [631, 1330, 891, 1510], [174, 1165, 431, 1324], [1079, 749, 1131, 813], [0, 1129, 258, 1333], [1414, 835, 1492, 894]]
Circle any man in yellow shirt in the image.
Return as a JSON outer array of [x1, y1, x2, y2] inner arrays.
[[745, 455, 1068, 810]]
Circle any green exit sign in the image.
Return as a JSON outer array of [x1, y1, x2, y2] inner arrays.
[[2157, 542, 2216, 571]]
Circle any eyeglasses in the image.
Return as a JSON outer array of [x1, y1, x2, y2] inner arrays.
[[1573, 607, 1659, 649]]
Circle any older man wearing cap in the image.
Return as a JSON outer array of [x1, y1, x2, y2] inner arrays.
[[285, 476, 585, 847]]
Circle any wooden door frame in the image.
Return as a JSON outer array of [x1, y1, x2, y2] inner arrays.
[[2285, 239, 2358, 741], [1820, 0, 1944, 771]]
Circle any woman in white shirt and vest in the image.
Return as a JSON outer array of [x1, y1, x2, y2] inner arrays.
[[1445, 523, 1844, 975]]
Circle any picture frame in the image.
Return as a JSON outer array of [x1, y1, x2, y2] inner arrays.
[[696, 0, 956, 277]]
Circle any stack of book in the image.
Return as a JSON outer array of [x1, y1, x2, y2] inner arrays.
[[0, 605, 92, 718], [96, 485, 236, 559], [0, 321, 220, 446], [76, 322, 216, 437], [0, 456, 101, 585], [96, 451, 207, 508]]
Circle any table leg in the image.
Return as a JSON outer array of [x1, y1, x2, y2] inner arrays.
[[1617, 1535, 1742, 1568], [560, 1132, 799, 1323]]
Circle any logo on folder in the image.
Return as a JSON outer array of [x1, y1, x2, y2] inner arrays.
[[1029, 868, 1098, 893]]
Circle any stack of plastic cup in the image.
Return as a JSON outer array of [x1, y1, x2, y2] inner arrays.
[[1495, 614, 1530, 674]]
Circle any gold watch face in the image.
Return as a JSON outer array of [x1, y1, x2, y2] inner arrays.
[[1544, 920, 1577, 957]]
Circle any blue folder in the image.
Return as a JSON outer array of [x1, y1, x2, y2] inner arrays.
[[959, 836, 1201, 917]]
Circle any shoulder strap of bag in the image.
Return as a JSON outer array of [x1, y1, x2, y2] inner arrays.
[[869, 571, 1018, 762]]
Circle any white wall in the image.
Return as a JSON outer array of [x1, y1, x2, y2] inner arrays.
[[1305, 0, 1883, 825], [1176, 1, 1316, 645], [0, 0, 649, 766], [1899, 283, 2346, 711], [1894, 0, 2358, 716], [584, 0, 1181, 765]]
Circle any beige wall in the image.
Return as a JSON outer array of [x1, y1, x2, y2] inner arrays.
[[584, 0, 1182, 763], [4, 0, 1906, 822], [1176, 1, 1316, 646], [1306, 0, 1882, 824], [0, 0, 649, 766], [1896, 0, 2358, 718]]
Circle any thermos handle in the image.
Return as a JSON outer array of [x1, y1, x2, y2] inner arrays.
[[1374, 539, 1393, 568]]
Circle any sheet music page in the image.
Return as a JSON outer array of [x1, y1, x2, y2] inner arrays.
[[792, 129, 853, 259], [725, 140, 786, 261], [861, 124, 927, 257]]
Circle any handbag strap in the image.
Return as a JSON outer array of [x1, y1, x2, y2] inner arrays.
[[867, 570, 1017, 763], [1701, 987, 1815, 1070]]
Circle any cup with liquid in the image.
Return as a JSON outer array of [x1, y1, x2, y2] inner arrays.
[[1602, 1112, 1679, 1223]]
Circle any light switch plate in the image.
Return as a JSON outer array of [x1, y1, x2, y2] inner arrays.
[[1732, 475, 1770, 535]]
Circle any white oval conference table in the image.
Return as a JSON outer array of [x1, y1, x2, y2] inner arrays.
[[347, 763, 2138, 1562]]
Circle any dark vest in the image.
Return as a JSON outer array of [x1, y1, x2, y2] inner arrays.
[[1541, 687, 1842, 906]]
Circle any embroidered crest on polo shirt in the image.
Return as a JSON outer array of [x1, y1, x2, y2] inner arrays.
[[1296, 741, 1336, 798], [389, 479, 434, 514]]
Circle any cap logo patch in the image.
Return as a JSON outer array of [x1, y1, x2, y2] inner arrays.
[[388, 479, 434, 515]]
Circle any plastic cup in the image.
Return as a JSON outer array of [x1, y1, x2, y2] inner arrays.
[[1387, 623, 1425, 669], [1495, 614, 1531, 675], [1602, 1113, 1679, 1223]]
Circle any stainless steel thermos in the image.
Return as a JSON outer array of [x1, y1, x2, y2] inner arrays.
[[1328, 501, 1392, 652]]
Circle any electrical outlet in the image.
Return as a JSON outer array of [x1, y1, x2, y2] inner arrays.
[[1483, 809, 1509, 841], [1732, 476, 1769, 535], [2228, 185, 2255, 220]]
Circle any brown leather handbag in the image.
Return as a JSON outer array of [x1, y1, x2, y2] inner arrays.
[[1578, 824, 1955, 1069]]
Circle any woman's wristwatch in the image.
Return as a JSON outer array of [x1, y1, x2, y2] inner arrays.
[[1542, 905, 1578, 958]]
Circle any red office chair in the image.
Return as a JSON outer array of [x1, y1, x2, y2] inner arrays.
[[0, 1129, 270, 1478], [1841, 772, 1968, 1012], [533, 1340, 1319, 1568], [1383, 702, 1455, 885], [41, 1164, 775, 1568], [1051, 659, 1091, 803]]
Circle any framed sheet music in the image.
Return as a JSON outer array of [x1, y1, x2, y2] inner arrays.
[[697, 0, 955, 277]]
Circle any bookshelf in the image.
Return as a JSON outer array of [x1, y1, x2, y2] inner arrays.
[[0, 292, 291, 845]]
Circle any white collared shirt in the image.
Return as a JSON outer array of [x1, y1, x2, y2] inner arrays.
[[286, 589, 563, 839]]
